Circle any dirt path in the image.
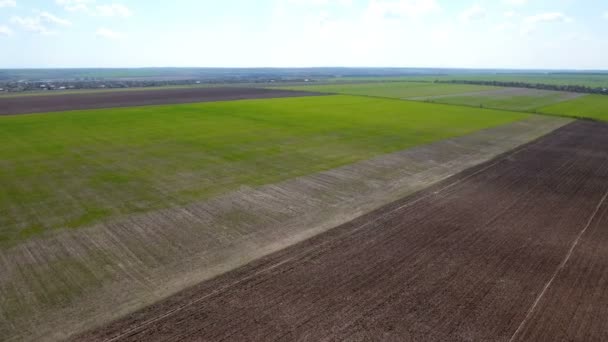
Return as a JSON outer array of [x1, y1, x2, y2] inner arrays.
[[0, 87, 326, 115], [76, 120, 608, 342]]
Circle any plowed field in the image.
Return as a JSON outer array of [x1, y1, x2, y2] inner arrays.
[[0, 87, 324, 115]]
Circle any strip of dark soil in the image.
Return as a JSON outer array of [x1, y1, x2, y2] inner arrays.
[[74, 120, 608, 342], [515, 184, 608, 341], [0, 87, 325, 115]]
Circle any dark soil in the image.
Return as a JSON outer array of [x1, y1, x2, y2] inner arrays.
[[0, 87, 325, 115], [74, 120, 608, 342]]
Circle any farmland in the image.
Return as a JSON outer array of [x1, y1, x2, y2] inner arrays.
[[4, 0, 608, 340], [539, 94, 608, 121], [0, 87, 324, 115], [273, 82, 593, 113], [415, 88, 584, 112], [274, 81, 498, 99], [2, 80, 608, 342], [275, 81, 608, 122], [429, 73, 608, 88], [323, 73, 608, 89], [0, 84, 253, 99], [0, 94, 530, 248], [76, 120, 608, 342]]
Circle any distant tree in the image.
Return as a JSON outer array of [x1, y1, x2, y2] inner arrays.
[[437, 79, 607, 95]]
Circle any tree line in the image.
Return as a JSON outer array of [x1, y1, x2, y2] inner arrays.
[[436, 79, 608, 95]]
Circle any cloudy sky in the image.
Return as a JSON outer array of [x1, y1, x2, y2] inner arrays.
[[0, 0, 606, 69]]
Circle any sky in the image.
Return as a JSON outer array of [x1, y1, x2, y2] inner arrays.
[[0, 0, 607, 69]]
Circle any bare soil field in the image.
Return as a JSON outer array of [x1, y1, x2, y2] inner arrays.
[[0, 87, 325, 115], [76, 120, 608, 342], [0, 116, 568, 342], [515, 194, 608, 342]]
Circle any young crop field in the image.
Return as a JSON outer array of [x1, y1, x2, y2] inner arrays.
[[0, 95, 528, 248], [539, 94, 608, 121], [430, 73, 608, 88], [306, 73, 608, 88], [275, 82, 594, 115], [274, 81, 498, 99], [417, 88, 584, 112]]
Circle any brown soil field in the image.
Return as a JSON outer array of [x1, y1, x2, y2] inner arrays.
[[0, 87, 325, 115], [75, 120, 608, 342]]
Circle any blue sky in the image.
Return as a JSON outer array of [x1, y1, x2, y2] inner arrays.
[[0, 0, 607, 69]]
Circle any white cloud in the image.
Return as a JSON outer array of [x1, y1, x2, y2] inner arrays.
[[286, 0, 352, 5], [11, 16, 51, 34], [562, 33, 591, 42], [521, 12, 572, 35], [0, 25, 13, 36], [96, 27, 123, 39], [460, 4, 486, 23], [272, 0, 352, 22], [96, 3, 131, 17], [57, 1, 133, 17], [40, 12, 72, 26], [366, 0, 441, 19], [10, 12, 71, 35], [0, 0, 16, 8], [56, 0, 93, 12], [503, 0, 527, 5], [603, 11, 608, 20], [524, 12, 572, 24]]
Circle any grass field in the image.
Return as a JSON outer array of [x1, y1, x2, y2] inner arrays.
[[274, 82, 498, 99], [539, 94, 608, 121], [275, 81, 591, 114], [337, 74, 608, 88], [430, 74, 608, 88], [419, 89, 584, 112], [0, 95, 529, 247], [301, 73, 608, 88]]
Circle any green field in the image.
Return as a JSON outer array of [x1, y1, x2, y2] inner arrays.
[[275, 81, 589, 113], [336, 74, 608, 89], [0, 95, 529, 246], [539, 95, 608, 121], [429, 74, 608, 88], [298, 73, 608, 89], [420, 90, 584, 112], [274, 82, 498, 99]]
